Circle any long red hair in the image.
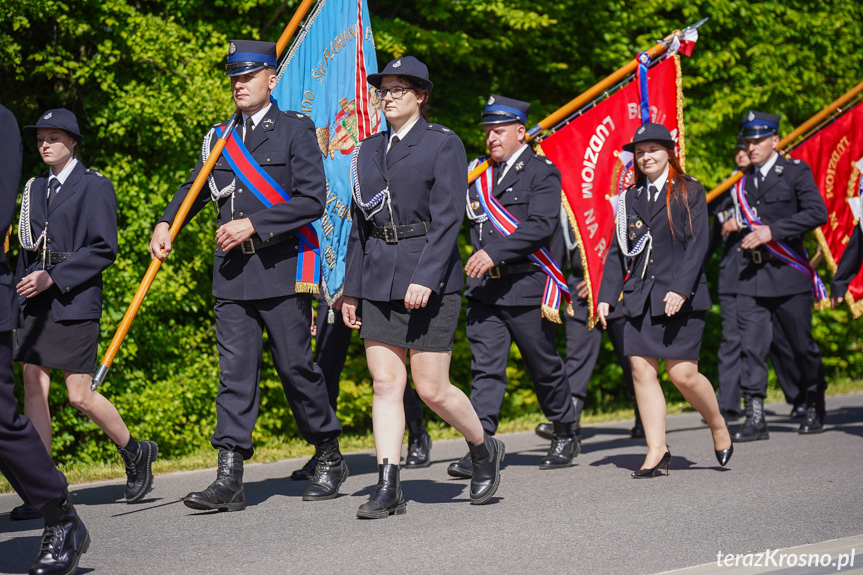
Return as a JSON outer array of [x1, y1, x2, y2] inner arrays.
[[632, 146, 693, 240]]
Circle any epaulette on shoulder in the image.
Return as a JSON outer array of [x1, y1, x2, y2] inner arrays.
[[284, 111, 309, 120], [426, 123, 455, 135], [791, 158, 801, 165], [365, 131, 385, 140], [680, 173, 698, 183], [84, 168, 104, 178]]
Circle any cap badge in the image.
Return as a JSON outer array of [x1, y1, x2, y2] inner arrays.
[[392, 59, 402, 68], [43, 112, 53, 120], [487, 96, 495, 106], [748, 111, 755, 121], [229, 42, 237, 55], [637, 126, 646, 135]]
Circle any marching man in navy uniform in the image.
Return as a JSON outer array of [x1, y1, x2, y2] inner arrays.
[[729, 111, 828, 440], [450, 95, 578, 478], [1, 104, 90, 575], [149, 40, 346, 511]]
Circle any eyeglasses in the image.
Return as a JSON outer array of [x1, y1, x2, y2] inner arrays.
[[375, 86, 413, 100]]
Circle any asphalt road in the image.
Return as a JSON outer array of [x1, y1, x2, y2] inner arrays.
[[2, 393, 862, 575]]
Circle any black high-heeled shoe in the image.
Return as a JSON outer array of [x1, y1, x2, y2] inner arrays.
[[631, 450, 671, 478], [715, 443, 733, 467]]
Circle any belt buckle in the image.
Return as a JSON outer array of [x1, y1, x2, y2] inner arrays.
[[487, 266, 501, 279], [241, 239, 256, 255], [383, 225, 398, 244], [751, 250, 762, 264]]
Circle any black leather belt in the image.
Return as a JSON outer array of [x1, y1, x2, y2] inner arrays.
[[371, 222, 429, 244], [744, 249, 771, 264], [240, 233, 291, 255], [487, 262, 540, 279], [38, 250, 73, 268]]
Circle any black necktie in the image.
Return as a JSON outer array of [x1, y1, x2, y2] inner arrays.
[[235, 116, 253, 142], [648, 184, 658, 209], [757, 170, 766, 189], [493, 161, 503, 184], [47, 178, 60, 209], [386, 135, 400, 168]]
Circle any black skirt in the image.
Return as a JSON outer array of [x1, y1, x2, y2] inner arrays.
[[623, 309, 705, 361], [359, 293, 461, 352], [13, 301, 100, 374]]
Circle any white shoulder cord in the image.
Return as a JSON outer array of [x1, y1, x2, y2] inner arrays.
[[350, 141, 389, 220], [18, 177, 48, 253], [615, 188, 653, 279], [201, 127, 237, 218]]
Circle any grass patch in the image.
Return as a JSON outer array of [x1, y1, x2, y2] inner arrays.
[[3, 378, 861, 495]]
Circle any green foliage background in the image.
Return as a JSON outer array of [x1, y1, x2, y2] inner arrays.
[[1, 0, 861, 464]]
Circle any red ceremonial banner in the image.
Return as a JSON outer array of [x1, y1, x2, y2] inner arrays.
[[789, 101, 863, 317], [538, 56, 685, 327]]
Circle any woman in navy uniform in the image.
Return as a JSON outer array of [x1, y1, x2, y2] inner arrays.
[[342, 56, 503, 517], [597, 123, 733, 477], [13, 109, 157, 516]]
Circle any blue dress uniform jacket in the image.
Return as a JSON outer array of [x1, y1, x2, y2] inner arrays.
[[160, 104, 325, 300], [0, 104, 69, 510], [736, 155, 828, 297], [16, 162, 117, 321], [831, 224, 862, 297], [465, 147, 563, 305], [599, 175, 711, 318], [344, 119, 466, 301]]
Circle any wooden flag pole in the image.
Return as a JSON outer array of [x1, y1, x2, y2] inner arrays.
[[467, 18, 708, 184], [705, 79, 863, 204], [91, 0, 317, 390]]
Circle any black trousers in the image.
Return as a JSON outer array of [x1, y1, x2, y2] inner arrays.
[[0, 330, 68, 509], [737, 292, 826, 399], [466, 300, 575, 434], [718, 293, 805, 411], [213, 295, 341, 459], [314, 299, 424, 425], [562, 295, 601, 400]]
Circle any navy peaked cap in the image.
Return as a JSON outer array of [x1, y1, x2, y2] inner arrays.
[[740, 110, 781, 139], [622, 122, 674, 152], [226, 39, 277, 77], [481, 95, 529, 125], [23, 108, 83, 143], [367, 56, 433, 92]]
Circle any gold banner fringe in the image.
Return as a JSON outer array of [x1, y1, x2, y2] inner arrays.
[[813, 227, 837, 273], [3, 224, 10, 253], [673, 55, 686, 172], [295, 282, 320, 295]]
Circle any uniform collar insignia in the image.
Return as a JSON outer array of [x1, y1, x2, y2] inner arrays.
[[774, 165, 784, 175], [262, 118, 274, 129], [514, 161, 524, 171]]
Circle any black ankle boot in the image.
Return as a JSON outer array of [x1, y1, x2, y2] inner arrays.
[[468, 433, 504, 505], [356, 458, 406, 519], [302, 437, 349, 501], [733, 395, 769, 442], [447, 451, 473, 479], [117, 437, 158, 503], [30, 493, 90, 575], [290, 455, 318, 481], [799, 391, 826, 434], [539, 421, 580, 469], [183, 451, 245, 512], [404, 419, 432, 468], [537, 398, 584, 441]]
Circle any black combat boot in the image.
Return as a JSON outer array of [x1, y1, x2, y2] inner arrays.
[[536, 397, 584, 441], [539, 421, 580, 469], [289, 455, 318, 481], [29, 493, 90, 575], [183, 451, 245, 512], [116, 437, 158, 503], [404, 419, 432, 468], [732, 395, 770, 442], [302, 437, 349, 501], [356, 458, 406, 519], [447, 451, 473, 478], [799, 391, 826, 434], [468, 433, 504, 505]]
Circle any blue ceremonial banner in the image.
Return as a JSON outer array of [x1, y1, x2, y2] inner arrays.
[[273, 0, 383, 308]]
